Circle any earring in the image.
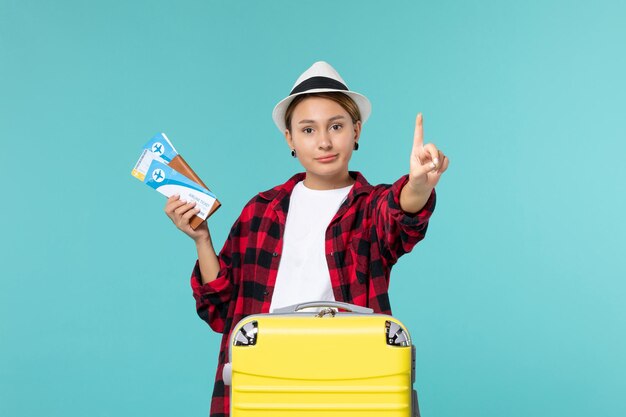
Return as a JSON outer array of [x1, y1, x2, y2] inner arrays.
[[354, 142, 359, 151], [291, 149, 297, 158]]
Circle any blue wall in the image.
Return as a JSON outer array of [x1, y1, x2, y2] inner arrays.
[[1, 1, 625, 416]]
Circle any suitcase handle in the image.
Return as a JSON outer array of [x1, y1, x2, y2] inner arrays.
[[273, 301, 374, 314]]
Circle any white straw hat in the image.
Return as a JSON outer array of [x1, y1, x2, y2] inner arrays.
[[272, 61, 372, 133]]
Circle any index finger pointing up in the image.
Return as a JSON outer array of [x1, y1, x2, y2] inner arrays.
[[413, 113, 424, 148]]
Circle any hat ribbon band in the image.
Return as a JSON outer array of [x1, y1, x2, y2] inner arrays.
[[290, 76, 349, 95]]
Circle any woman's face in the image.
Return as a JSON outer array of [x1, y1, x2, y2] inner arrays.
[[285, 96, 361, 189]]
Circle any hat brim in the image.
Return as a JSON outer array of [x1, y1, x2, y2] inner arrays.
[[272, 88, 372, 133]]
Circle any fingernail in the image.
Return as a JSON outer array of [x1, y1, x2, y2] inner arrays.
[[431, 162, 436, 169], [433, 157, 440, 165]]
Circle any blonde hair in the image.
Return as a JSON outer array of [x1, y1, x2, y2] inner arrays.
[[284, 92, 361, 131]]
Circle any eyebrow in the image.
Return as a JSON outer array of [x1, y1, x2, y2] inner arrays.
[[297, 115, 346, 125]]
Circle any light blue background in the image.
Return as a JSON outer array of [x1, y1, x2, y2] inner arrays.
[[1, 1, 625, 416]]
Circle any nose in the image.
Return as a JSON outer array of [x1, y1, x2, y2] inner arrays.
[[318, 130, 332, 150]]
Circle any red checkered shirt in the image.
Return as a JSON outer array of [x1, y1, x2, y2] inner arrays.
[[191, 171, 436, 417]]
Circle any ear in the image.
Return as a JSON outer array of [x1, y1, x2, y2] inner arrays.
[[353, 120, 362, 144], [284, 129, 294, 149]]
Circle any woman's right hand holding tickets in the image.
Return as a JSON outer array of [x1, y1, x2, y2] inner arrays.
[[164, 195, 210, 242]]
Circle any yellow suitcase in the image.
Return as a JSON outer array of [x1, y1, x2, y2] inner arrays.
[[223, 301, 420, 417]]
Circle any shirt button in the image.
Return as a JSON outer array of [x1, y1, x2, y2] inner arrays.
[[272, 252, 278, 257], [264, 290, 270, 296]]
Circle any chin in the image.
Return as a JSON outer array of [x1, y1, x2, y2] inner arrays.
[[308, 166, 348, 179]]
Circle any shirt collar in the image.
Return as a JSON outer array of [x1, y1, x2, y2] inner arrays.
[[259, 171, 372, 202]]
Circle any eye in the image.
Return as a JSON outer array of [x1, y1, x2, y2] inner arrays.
[[330, 124, 342, 131], [302, 127, 314, 134]]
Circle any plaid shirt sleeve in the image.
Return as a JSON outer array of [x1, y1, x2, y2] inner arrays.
[[190, 217, 242, 334], [374, 175, 436, 265], [190, 268, 231, 334]]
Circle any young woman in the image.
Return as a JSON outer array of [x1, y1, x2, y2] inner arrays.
[[165, 61, 449, 417]]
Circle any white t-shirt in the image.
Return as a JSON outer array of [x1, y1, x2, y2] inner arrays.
[[269, 181, 353, 313]]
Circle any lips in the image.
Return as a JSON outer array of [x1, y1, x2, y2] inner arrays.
[[315, 154, 338, 163]]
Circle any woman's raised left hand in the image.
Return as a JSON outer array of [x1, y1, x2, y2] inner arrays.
[[407, 113, 449, 193]]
